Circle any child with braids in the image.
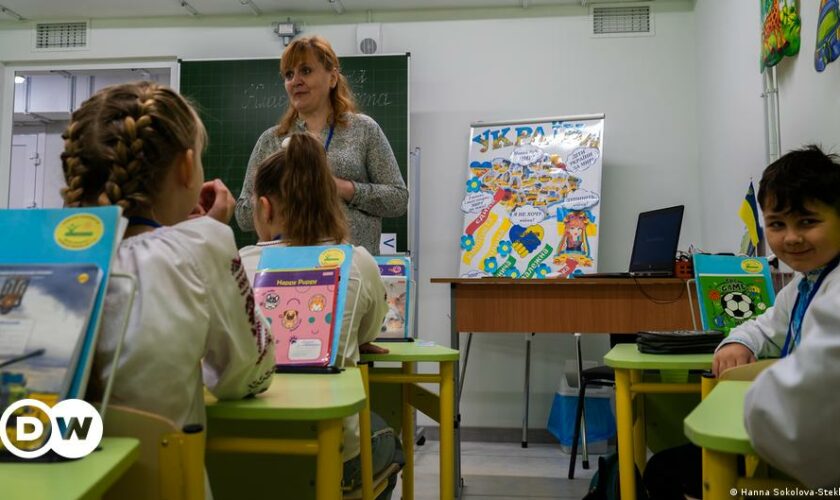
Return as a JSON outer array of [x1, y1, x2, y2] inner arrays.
[[61, 82, 275, 436], [238, 132, 402, 499]]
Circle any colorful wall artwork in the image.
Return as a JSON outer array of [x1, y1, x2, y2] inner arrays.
[[761, 0, 802, 71], [815, 0, 840, 71], [459, 116, 604, 279]]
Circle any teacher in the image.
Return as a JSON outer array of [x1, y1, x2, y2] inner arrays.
[[235, 35, 408, 255]]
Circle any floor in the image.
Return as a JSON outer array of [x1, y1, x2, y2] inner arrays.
[[392, 440, 602, 500]]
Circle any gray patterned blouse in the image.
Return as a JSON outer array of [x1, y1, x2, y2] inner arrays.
[[235, 113, 408, 255]]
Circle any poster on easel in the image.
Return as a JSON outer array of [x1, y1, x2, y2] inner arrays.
[[459, 115, 604, 279]]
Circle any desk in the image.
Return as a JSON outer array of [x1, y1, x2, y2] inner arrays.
[[684, 381, 753, 500], [432, 277, 698, 496], [205, 369, 366, 500], [362, 341, 459, 500], [604, 344, 713, 500], [2, 437, 139, 500]]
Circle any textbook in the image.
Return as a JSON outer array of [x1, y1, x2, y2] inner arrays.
[[692, 254, 776, 335], [0, 207, 123, 455], [374, 256, 412, 340], [253, 268, 340, 367], [256, 245, 354, 370]]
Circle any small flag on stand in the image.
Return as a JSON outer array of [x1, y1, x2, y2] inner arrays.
[[739, 181, 764, 256]]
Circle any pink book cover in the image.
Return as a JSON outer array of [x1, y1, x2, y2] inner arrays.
[[253, 268, 339, 366]]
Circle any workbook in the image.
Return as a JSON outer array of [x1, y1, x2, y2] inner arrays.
[[256, 245, 354, 371], [692, 254, 776, 335], [0, 207, 123, 455], [374, 255, 412, 340]]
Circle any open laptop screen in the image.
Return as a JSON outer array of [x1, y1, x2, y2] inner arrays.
[[628, 205, 685, 276]]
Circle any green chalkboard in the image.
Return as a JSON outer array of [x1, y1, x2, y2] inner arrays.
[[180, 54, 409, 251]]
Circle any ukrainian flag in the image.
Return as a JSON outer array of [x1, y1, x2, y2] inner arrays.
[[739, 182, 763, 256]]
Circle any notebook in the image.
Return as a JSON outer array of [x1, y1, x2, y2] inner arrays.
[[577, 205, 685, 278], [374, 255, 413, 342]]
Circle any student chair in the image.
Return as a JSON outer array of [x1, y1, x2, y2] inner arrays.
[[567, 334, 637, 479], [101, 405, 205, 500], [343, 362, 402, 500]]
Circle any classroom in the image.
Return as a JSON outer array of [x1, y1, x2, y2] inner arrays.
[[0, 0, 838, 499]]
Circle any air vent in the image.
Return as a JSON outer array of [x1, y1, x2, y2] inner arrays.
[[592, 5, 652, 36], [35, 22, 89, 50]]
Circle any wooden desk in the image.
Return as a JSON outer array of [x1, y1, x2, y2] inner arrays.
[[431, 277, 696, 334], [605, 344, 713, 500], [432, 277, 698, 497], [205, 369, 366, 500], [1, 437, 139, 500], [362, 341, 459, 500]]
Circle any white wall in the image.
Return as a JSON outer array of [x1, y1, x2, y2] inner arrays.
[[695, 0, 840, 254], [0, 3, 699, 429]]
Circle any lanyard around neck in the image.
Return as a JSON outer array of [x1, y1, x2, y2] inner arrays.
[[127, 215, 162, 229], [324, 125, 335, 152], [780, 255, 840, 357]]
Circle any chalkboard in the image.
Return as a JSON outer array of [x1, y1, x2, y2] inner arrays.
[[179, 54, 409, 252]]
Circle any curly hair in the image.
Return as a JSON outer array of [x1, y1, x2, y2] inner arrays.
[[61, 81, 205, 213], [276, 35, 358, 136], [254, 132, 348, 245]]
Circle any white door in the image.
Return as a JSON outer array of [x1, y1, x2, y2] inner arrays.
[[9, 132, 43, 208]]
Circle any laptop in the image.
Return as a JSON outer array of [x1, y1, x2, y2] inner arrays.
[[578, 205, 685, 278]]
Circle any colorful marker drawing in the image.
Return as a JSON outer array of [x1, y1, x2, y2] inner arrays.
[[460, 117, 604, 278], [816, 0, 840, 71]]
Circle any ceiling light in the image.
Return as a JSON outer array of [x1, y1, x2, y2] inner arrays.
[[328, 0, 345, 15], [0, 4, 25, 21]]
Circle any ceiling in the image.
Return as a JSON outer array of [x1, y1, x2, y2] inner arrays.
[[0, 0, 654, 21]]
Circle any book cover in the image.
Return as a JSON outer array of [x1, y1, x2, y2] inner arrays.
[[375, 256, 411, 339], [257, 245, 353, 367], [254, 268, 339, 366], [0, 264, 102, 452], [693, 255, 776, 335], [0, 207, 122, 400]]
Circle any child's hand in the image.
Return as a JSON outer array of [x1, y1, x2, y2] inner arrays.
[[359, 342, 389, 355], [197, 179, 235, 224], [712, 343, 756, 377]]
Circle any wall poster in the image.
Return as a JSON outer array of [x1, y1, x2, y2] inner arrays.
[[459, 115, 604, 279]]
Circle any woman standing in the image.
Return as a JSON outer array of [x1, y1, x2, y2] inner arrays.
[[235, 35, 408, 255]]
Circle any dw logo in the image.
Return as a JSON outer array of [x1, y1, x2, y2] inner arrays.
[[0, 399, 103, 459]]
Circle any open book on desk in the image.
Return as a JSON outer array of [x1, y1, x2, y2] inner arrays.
[[256, 245, 354, 373], [0, 207, 123, 455]]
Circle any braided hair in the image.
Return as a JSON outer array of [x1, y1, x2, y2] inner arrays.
[[254, 132, 348, 246], [61, 81, 205, 213]]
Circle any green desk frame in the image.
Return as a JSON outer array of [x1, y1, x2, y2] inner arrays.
[[1, 437, 139, 500], [205, 369, 366, 500], [362, 341, 459, 500], [604, 344, 713, 500]]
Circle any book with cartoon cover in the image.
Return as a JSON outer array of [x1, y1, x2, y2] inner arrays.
[[253, 268, 339, 366], [374, 256, 411, 340], [693, 254, 776, 335], [256, 245, 353, 369]]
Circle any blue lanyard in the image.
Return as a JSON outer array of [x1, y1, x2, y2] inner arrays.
[[324, 125, 335, 152], [127, 215, 162, 229], [781, 255, 840, 357]]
